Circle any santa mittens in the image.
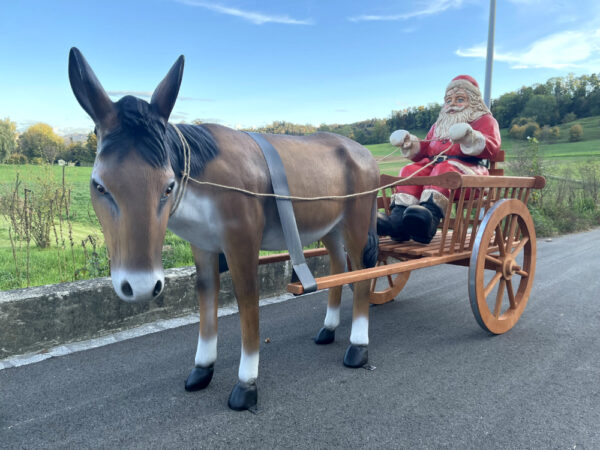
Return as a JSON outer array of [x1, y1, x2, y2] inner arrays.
[[449, 123, 485, 156]]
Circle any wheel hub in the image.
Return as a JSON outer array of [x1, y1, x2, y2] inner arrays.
[[501, 256, 520, 280]]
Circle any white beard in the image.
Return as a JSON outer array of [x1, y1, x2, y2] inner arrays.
[[433, 106, 486, 139]]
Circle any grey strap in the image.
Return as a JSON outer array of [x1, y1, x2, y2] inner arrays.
[[246, 132, 317, 293]]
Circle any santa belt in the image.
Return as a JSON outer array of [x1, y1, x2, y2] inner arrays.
[[429, 154, 489, 167]]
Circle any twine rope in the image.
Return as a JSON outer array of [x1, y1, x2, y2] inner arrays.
[[170, 130, 453, 209]]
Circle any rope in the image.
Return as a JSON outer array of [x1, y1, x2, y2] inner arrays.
[[374, 137, 448, 162], [172, 131, 454, 204]]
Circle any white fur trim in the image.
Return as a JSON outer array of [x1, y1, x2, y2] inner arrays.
[[420, 189, 449, 214], [448, 160, 479, 175], [459, 129, 486, 156], [446, 79, 481, 97], [392, 192, 418, 207]]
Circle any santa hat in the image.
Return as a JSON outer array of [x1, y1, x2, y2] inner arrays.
[[446, 75, 482, 97]]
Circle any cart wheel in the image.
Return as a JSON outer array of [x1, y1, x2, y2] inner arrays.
[[469, 199, 536, 334], [369, 256, 411, 305]]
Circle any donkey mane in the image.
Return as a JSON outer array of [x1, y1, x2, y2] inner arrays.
[[101, 95, 219, 178]]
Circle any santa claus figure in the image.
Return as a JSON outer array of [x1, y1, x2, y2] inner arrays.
[[378, 75, 501, 244]]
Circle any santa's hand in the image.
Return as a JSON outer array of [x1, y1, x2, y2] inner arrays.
[[448, 123, 473, 143], [390, 130, 412, 148]]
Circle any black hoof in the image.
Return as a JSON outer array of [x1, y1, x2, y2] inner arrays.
[[228, 381, 258, 411], [314, 327, 335, 345], [343, 344, 368, 368], [184, 365, 214, 391]]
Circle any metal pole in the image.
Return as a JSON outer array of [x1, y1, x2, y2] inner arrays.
[[484, 0, 496, 108]]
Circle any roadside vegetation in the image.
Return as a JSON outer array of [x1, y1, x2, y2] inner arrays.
[[1, 72, 599, 290]]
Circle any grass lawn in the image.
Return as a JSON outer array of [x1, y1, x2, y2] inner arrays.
[[1, 116, 599, 290]]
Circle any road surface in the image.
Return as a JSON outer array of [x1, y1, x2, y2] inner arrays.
[[2, 229, 599, 448]]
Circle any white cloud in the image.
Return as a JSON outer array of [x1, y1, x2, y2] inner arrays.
[[348, 0, 465, 22], [176, 0, 313, 25], [456, 28, 600, 70]]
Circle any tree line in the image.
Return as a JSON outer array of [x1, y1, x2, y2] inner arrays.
[[1, 72, 599, 165], [246, 73, 600, 145], [0, 119, 96, 165]]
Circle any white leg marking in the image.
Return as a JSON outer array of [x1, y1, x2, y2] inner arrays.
[[350, 316, 369, 346], [324, 306, 340, 330], [194, 335, 217, 367], [238, 350, 259, 384]]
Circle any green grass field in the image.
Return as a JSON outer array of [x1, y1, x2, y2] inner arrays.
[[1, 116, 599, 290]]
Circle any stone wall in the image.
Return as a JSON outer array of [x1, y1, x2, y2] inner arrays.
[[0, 256, 329, 359]]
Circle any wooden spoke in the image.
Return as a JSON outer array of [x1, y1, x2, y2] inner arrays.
[[506, 278, 517, 309], [510, 235, 529, 256], [515, 269, 529, 277], [494, 225, 506, 256], [484, 272, 503, 299], [505, 215, 519, 251], [493, 278, 506, 318], [485, 254, 503, 267]]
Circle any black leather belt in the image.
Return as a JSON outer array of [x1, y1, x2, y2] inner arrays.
[[246, 132, 317, 294], [429, 154, 489, 168]]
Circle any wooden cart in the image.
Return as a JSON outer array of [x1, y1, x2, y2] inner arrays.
[[285, 151, 546, 334]]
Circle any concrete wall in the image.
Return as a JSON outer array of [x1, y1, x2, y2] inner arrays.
[[0, 256, 329, 359]]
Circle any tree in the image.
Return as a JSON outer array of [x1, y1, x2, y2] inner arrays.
[[0, 117, 18, 162], [18, 123, 64, 163], [522, 95, 559, 126]]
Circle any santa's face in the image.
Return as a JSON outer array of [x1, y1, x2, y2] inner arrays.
[[443, 88, 470, 114]]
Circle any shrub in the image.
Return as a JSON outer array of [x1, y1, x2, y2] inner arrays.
[[523, 122, 541, 140], [5, 153, 28, 164], [569, 124, 583, 142], [30, 157, 46, 165]]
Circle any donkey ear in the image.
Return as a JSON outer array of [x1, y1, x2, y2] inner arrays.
[[151, 55, 185, 123], [68, 47, 115, 128]]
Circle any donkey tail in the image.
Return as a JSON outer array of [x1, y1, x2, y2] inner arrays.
[[362, 197, 379, 269]]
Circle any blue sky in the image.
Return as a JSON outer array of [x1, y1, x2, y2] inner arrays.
[[1, 0, 599, 135]]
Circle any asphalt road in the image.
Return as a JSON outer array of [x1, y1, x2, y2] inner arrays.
[[2, 229, 600, 449]]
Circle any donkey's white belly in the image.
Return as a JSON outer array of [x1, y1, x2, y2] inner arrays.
[[260, 216, 342, 251], [167, 190, 224, 252]]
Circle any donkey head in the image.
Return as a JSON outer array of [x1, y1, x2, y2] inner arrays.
[[68, 47, 184, 302]]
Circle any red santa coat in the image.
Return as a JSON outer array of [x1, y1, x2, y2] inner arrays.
[[394, 114, 501, 204]]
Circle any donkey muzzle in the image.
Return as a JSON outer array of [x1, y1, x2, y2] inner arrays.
[[111, 269, 165, 302]]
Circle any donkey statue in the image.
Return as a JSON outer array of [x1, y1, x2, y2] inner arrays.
[[68, 47, 380, 410]]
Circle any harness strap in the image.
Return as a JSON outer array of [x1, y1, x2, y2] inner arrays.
[[245, 132, 318, 294]]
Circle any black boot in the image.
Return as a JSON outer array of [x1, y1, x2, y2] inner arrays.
[[376, 205, 409, 242], [402, 196, 444, 244]]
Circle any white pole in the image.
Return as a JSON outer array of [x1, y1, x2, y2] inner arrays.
[[484, 0, 496, 108]]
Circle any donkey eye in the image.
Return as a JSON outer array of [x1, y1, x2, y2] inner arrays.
[[92, 180, 108, 196], [163, 182, 175, 198]]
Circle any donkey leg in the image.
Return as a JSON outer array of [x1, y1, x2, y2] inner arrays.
[[185, 247, 220, 392], [314, 232, 347, 345], [343, 233, 372, 368], [224, 246, 260, 411]]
